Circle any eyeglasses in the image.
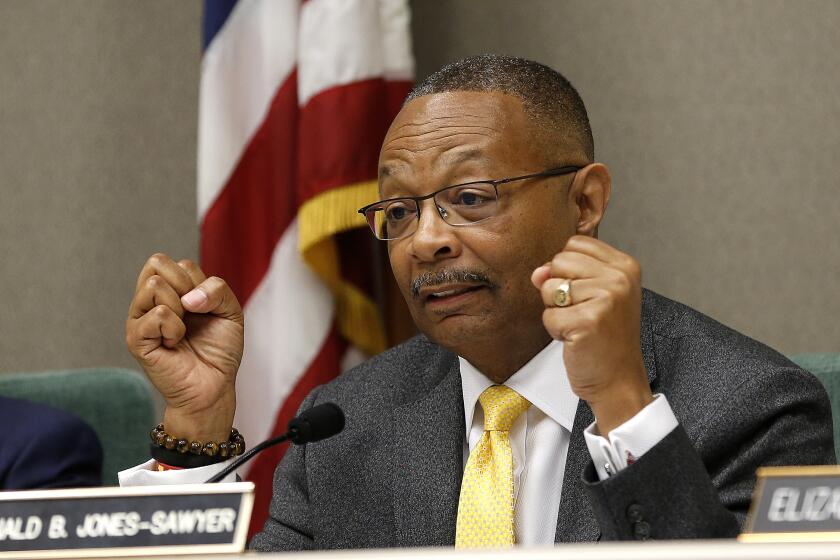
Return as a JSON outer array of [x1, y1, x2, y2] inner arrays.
[[358, 165, 583, 241]]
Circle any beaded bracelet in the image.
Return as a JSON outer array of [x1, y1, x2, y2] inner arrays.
[[149, 424, 246, 469]]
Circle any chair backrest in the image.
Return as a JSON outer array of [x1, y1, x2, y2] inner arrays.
[[0, 368, 155, 485], [789, 353, 840, 463]]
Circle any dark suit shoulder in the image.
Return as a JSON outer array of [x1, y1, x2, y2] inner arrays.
[[312, 335, 455, 407], [642, 290, 831, 445], [0, 396, 97, 439], [643, 288, 800, 373], [0, 396, 103, 489]]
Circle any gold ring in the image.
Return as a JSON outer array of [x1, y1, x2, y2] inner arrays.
[[553, 279, 572, 307]]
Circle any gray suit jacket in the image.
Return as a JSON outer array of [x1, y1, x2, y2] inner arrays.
[[250, 289, 835, 550]]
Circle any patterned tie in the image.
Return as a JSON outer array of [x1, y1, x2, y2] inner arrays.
[[455, 385, 531, 548]]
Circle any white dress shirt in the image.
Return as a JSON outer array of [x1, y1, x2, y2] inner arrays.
[[460, 340, 677, 546], [121, 340, 678, 547], [119, 457, 235, 486]]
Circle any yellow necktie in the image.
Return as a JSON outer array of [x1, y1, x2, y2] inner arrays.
[[455, 385, 531, 548]]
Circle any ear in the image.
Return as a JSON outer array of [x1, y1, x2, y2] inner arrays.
[[568, 163, 611, 237]]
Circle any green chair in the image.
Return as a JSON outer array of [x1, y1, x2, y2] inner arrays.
[[789, 353, 840, 463], [0, 368, 155, 485]]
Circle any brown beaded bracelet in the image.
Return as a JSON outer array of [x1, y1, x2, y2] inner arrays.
[[150, 424, 246, 462]]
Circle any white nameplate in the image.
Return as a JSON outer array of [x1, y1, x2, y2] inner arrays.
[[0, 482, 253, 558], [740, 466, 840, 542]]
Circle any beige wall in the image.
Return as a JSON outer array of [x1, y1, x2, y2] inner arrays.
[[0, 1, 837, 375], [0, 1, 201, 373]]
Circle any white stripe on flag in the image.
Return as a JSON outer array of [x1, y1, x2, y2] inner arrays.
[[234, 219, 335, 445], [297, 0, 414, 106], [378, 0, 416, 81], [198, 0, 299, 219]]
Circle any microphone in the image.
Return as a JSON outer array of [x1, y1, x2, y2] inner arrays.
[[206, 403, 344, 483], [286, 402, 345, 444]]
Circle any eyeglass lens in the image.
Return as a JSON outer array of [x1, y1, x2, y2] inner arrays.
[[365, 183, 499, 240]]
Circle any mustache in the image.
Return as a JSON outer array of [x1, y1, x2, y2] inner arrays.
[[410, 268, 496, 298]]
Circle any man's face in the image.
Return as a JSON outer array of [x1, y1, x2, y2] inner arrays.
[[379, 91, 583, 356]]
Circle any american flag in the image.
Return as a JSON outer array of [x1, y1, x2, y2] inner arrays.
[[198, 0, 413, 534]]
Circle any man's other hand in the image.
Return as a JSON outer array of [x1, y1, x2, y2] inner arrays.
[[531, 236, 653, 435], [126, 253, 244, 443]]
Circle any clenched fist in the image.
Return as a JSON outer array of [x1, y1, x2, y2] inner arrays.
[[126, 253, 244, 443], [531, 235, 653, 435]]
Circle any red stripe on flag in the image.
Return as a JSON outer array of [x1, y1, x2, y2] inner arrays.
[[201, 72, 299, 304], [297, 78, 412, 204], [201, 72, 412, 539], [245, 323, 347, 537]]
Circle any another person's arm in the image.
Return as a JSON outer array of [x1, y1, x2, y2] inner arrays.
[[1, 398, 103, 490]]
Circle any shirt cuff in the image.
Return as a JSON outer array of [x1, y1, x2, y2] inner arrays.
[[584, 394, 678, 481], [118, 458, 237, 486]]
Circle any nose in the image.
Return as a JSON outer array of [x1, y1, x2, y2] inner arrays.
[[408, 198, 462, 262]]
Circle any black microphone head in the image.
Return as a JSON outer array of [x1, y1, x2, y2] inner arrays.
[[287, 403, 345, 444]]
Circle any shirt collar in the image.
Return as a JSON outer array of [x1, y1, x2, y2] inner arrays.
[[459, 340, 579, 436]]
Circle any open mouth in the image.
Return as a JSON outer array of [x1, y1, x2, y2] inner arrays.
[[422, 284, 487, 305], [427, 286, 481, 299]]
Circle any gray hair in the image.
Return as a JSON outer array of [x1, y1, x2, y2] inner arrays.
[[406, 54, 594, 161]]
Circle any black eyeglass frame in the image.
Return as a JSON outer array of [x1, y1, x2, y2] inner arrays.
[[357, 165, 584, 240]]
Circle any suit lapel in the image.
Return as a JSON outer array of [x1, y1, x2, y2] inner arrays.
[[641, 288, 659, 385], [554, 400, 600, 542], [392, 356, 464, 547]]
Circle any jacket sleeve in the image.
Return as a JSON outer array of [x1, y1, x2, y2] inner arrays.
[[248, 390, 319, 552], [582, 367, 835, 540]]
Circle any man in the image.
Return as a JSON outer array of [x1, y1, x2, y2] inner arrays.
[[121, 55, 834, 547], [0, 396, 103, 490]]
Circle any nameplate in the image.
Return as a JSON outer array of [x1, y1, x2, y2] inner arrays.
[[740, 466, 840, 542], [0, 482, 253, 558]]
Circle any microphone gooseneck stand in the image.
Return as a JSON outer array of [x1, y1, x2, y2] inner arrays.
[[205, 402, 344, 483]]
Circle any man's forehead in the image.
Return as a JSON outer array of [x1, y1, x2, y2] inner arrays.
[[390, 90, 525, 130], [379, 147, 491, 179], [378, 91, 530, 180]]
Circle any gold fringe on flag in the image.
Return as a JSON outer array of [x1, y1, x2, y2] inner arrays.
[[298, 181, 387, 356]]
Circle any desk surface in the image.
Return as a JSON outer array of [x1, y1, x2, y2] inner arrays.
[[287, 541, 840, 560], [104, 540, 840, 560]]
